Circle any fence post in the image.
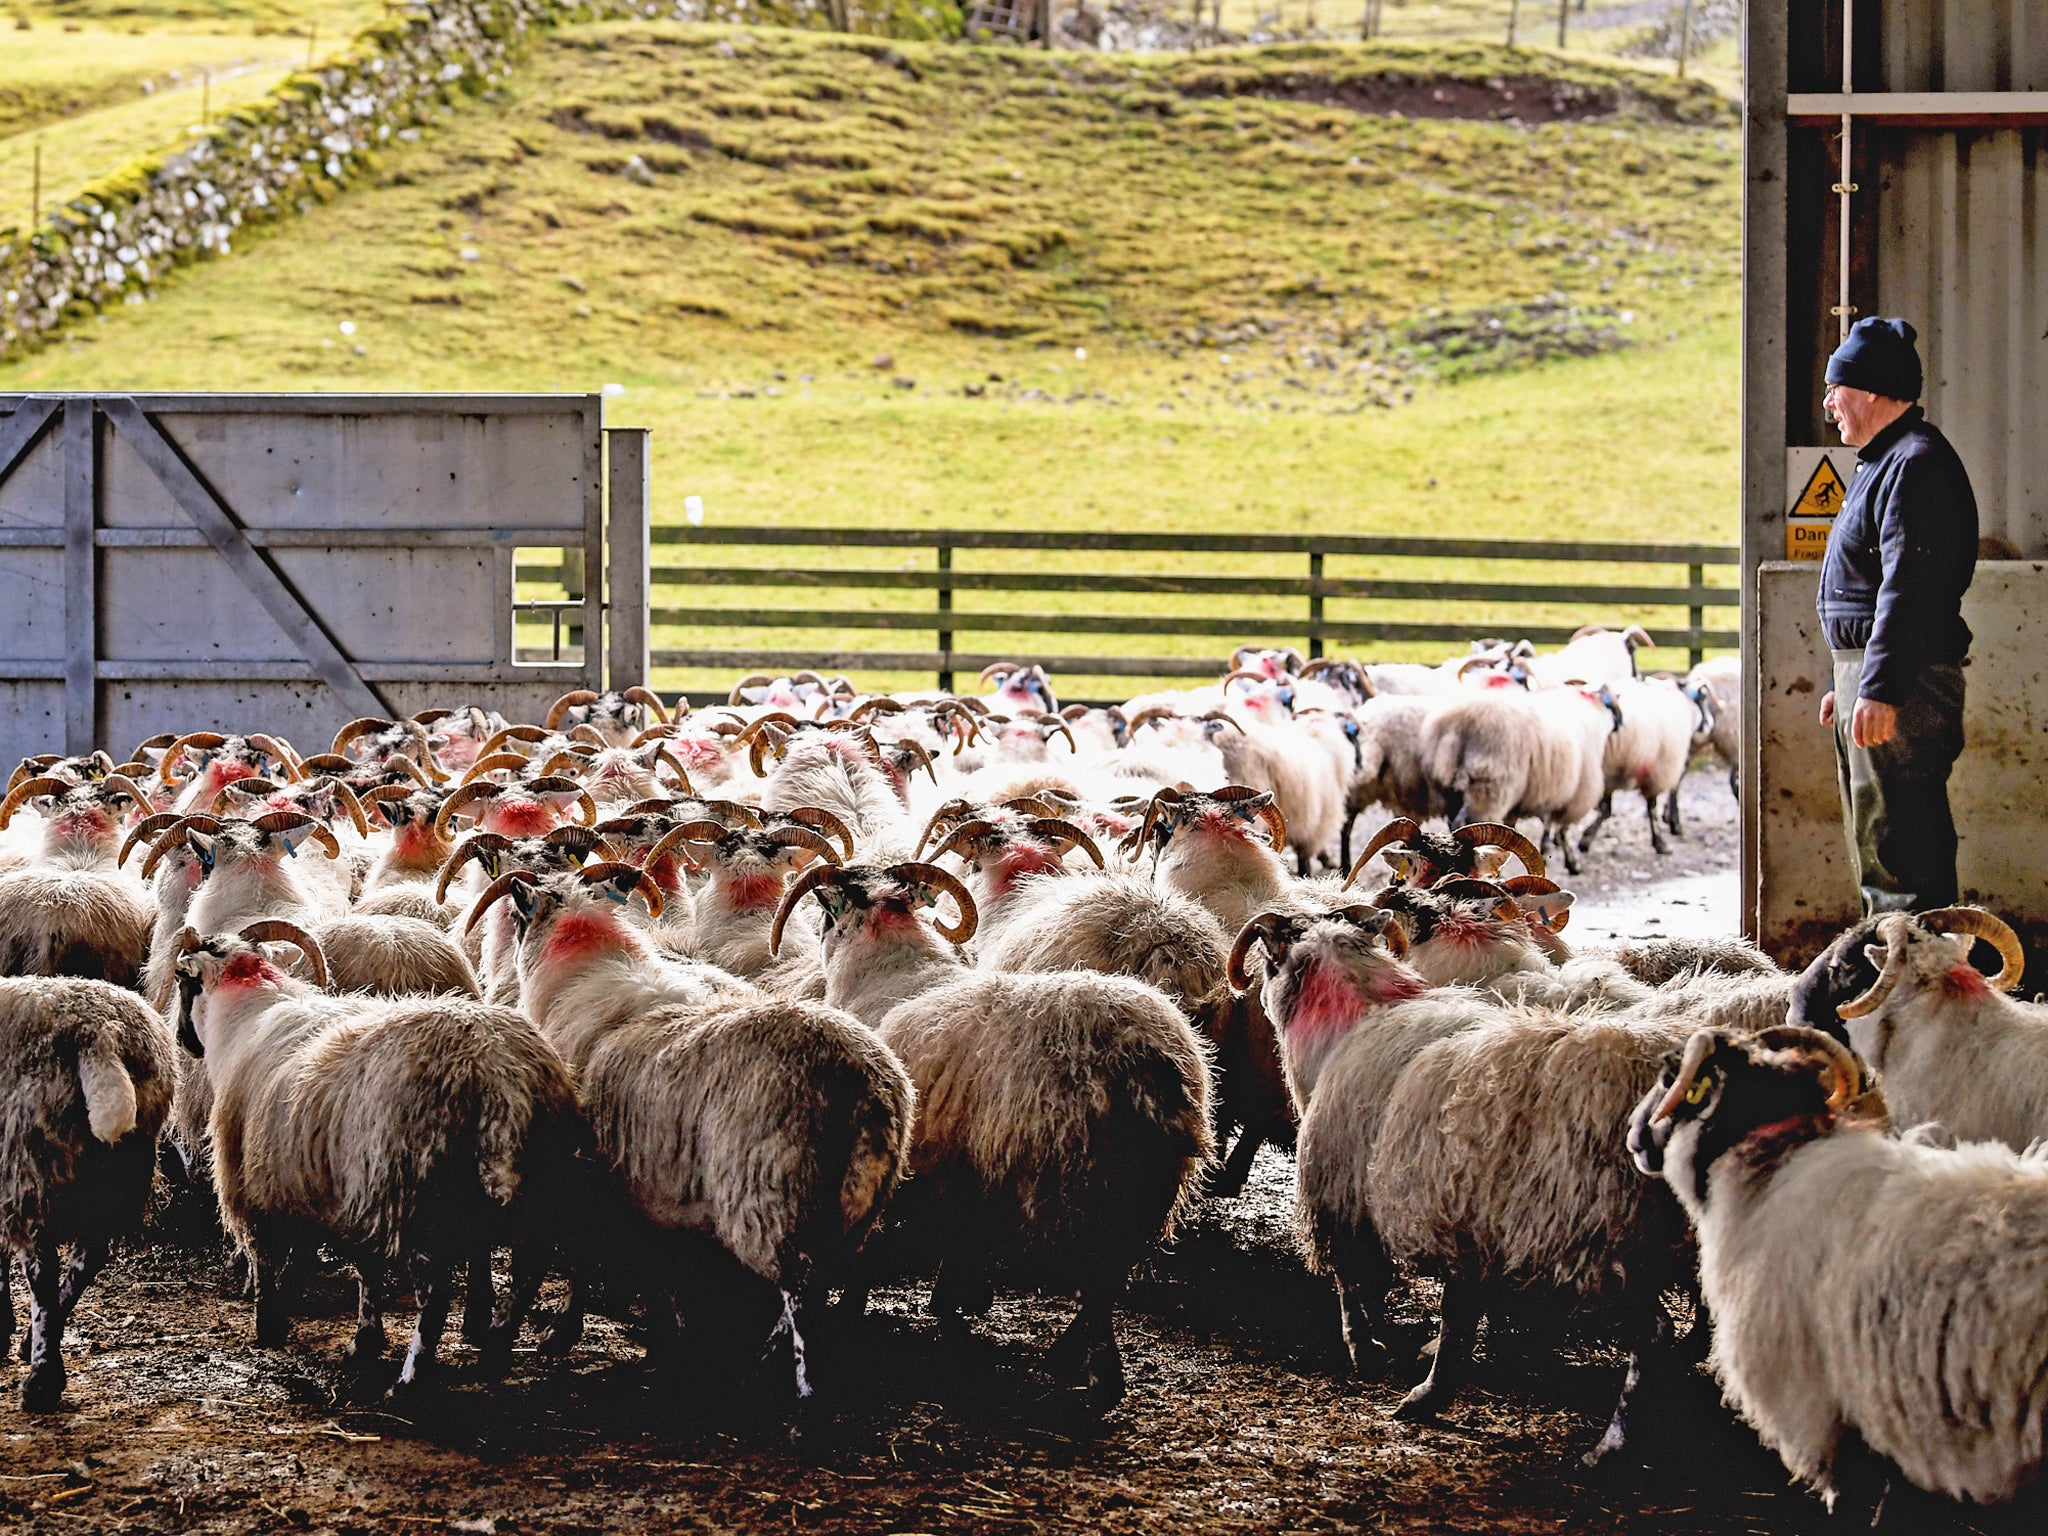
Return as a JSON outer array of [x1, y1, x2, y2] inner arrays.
[[936, 541, 954, 692], [1307, 547, 1325, 660], [1688, 561, 1705, 668], [63, 402, 96, 755], [605, 427, 651, 690]]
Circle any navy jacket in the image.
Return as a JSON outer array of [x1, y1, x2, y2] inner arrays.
[[1816, 407, 1977, 705]]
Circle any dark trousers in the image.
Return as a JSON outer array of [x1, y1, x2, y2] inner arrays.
[[1831, 650, 1965, 914]]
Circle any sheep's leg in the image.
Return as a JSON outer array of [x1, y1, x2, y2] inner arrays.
[[0, 1254, 11, 1361], [1205, 1123, 1265, 1199], [1392, 1267, 1482, 1420], [1662, 788, 1685, 839], [480, 1245, 548, 1375], [1645, 792, 1671, 856], [1556, 820, 1583, 877], [19, 1239, 69, 1412], [462, 1245, 496, 1348], [248, 1236, 292, 1349], [1294, 845, 1313, 878], [1576, 792, 1614, 853], [931, 1256, 994, 1330], [1338, 810, 1358, 874], [54, 1238, 109, 1315], [1048, 1269, 1130, 1417], [347, 1257, 387, 1367], [1727, 762, 1739, 801], [392, 1258, 453, 1393], [537, 1272, 586, 1358], [762, 1289, 815, 1402], [1582, 1302, 1669, 1465]]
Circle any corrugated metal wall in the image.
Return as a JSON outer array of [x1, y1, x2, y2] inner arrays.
[[1878, 128, 2048, 553], [1879, 0, 2047, 93]]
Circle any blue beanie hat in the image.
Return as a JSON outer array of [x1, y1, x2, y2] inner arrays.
[[1826, 317, 1922, 401]]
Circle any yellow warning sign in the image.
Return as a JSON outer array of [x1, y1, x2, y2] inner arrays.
[[1791, 456, 1849, 518], [1786, 518, 1834, 562]]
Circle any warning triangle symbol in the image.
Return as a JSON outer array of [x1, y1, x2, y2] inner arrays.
[[1793, 456, 1849, 517]]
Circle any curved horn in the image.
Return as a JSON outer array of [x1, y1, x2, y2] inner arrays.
[[727, 673, 774, 705], [1450, 821, 1546, 879], [770, 863, 842, 956], [646, 819, 740, 869], [0, 775, 70, 830], [157, 732, 228, 784], [1126, 706, 1183, 733], [1835, 915, 1913, 1019], [210, 778, 286, 814], [249, 811, 341, 861], [1917, 907, 2026, 994], [1623, 625, 1656, 651], [476, 724, 550, 760], [1040, 719, 1078, 753], [1213, 787, 1287, 850], [888, 737, 938, 783], [886, 862, 978, 945], [330, 717, 396, 758], [1500, 874, 1569, 930], [544, 690, 602, 732], [1220, 668, 1272, 688], [1227, 912, 1292, 992], [931, 819, 998, 864], [460, 751, 533, 787], [465, 870, 539, 935], [525, 777, 599, 827], [622, 685, 670, 725], [647, 746, 694, 795], [767, 825, 843, 866], [435, 782, 503, 838], [318, 779, 371, 838], [1024, 817, 1104, 869], [118, 812, 185, 869], [4, 755, 62, 796], [237, 920, 330, 989], [140, 815, 223, 881], [1652, 1029, 1720, 1122], [568, 723, 611, 751], [1430, 877, 1522, 920], [978, 660, 1027, 684], [1752, 1026, 1866, 1111], [434, 832, 514, 904], [1199, 709, 1248, 735], [779, 806, 855, 862], [246, 734, 304, 780], [577, 861, 665, 919], [914, 798, 983, 858], [1344, 817, 1421, 888]]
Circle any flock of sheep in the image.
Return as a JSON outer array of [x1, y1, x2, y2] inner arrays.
[[1, 627, 2045, 1519]]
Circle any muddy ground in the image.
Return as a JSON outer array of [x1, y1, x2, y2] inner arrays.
[[0, 769, 2010, 1536]]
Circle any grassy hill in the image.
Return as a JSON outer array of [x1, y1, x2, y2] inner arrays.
[[0, 25, 1742, 691]]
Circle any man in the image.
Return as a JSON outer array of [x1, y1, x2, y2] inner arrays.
[[1815, 316, 1978, 913]]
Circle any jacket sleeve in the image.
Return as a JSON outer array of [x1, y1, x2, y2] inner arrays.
[[1859, 451, 1976, 705]]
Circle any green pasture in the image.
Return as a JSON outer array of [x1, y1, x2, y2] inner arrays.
[[0, 24, 1742, 697]]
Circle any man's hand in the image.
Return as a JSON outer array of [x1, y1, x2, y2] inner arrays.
[[1851, 697, 1898, 748], [1819, 690, 1835, 727]]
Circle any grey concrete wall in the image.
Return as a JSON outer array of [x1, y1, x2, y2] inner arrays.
[[1757, 559, 2048, 964]]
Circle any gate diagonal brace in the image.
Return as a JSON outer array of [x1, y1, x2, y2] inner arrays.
[[100, 396, 390, 720], [0, 396, 61, 483]]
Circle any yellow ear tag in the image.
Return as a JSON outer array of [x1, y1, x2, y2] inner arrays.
[[1685, 1074, 1712, 1107]]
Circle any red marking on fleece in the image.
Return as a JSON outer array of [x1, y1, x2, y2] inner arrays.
[[488, 799, 557, 838], [1285, 962, 1364, 1046], [722, 873, 785, 911], [1943, 965, 1992, 1000], [1194, 811, 1254, 847], [49, 808, 110, 840], [991, 843, 1063, 894], [392, 822, 441, 863], [673, 737, 723, 768], [203, 762, 256, 795], [219, 952, 282, 990], [543, 911, 629, 966]]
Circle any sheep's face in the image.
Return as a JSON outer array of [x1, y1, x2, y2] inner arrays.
[[982, 665, 1057, 716], [703, 831, 815, 911], [1788, 917, 1887, 1039], [1139, 790, 1283, 864], [1630, 1029, 1851, 1215], [187, 816, 338, 889], [1261, 914, 1425, 1031], [171, 928, 321, 1058], [507, 868, 659, 969], [1372, 886, 1521, 958]]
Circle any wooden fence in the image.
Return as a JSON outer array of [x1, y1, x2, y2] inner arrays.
[[519, 526, 1741, 697]]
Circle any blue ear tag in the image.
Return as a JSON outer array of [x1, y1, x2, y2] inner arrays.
[[276, 826, 308, 858], [600, 884, 629, 906], [192, 834, 216, 872]]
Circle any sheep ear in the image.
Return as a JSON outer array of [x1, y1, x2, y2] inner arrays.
[[189, 831, 216, 869], [511, 881, 539, 917], [1520, 891, 1575, 929], [1471, 849, 1507, 878]]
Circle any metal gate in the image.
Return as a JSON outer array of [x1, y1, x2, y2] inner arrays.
[[0, 393, 650, 766]]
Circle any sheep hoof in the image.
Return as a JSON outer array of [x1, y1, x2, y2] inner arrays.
[[1085, 1346, 1126, 1414], [18, 1366, 66, 1414], [1344, 1337, 1390, 1376], [1391, 1380, 1450, 1421], [537, 1314, 584, 1359], [345, 1325, 384, 1366]]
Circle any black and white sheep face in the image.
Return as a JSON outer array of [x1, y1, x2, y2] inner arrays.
[[1630, 1029, 1854, 1215], [1791, 910, 2024, 1039], [1788, 917, 1888, 1039]]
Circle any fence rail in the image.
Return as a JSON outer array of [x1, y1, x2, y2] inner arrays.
[[520, 526, 1742, 695]]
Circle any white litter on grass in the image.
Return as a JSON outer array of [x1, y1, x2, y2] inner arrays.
[[338, 320, 356, 336], [684, 495, 705, 526], [1075, 346, 1087, 361], [602, 382, 626, 397]]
